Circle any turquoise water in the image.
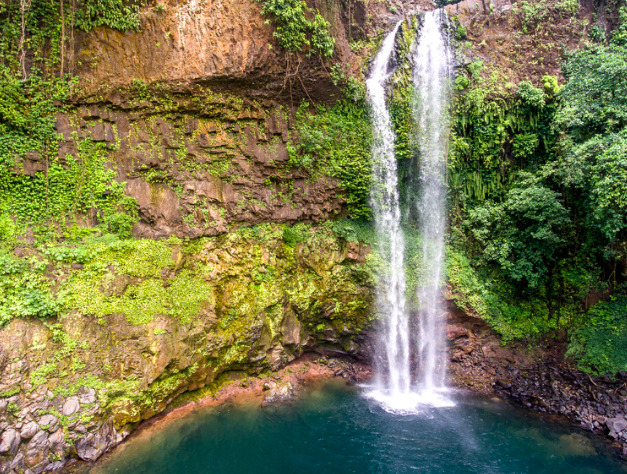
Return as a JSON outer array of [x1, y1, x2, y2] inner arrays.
[[92, 381, 626, 474]]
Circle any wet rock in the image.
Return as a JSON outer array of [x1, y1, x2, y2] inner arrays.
[[24, 430, 48, 467], [48, 428, 68, 458], [0, 428, 19, 454], [9, 452, 26, 470], [38, 414, 58, 432], [262, 381, 295, 405], [607, 417, 627, 434], [80, 388, 97, 405], [76, 420, 117, 462], [62, 397, 80, 416], [20, 422, 39, 440]]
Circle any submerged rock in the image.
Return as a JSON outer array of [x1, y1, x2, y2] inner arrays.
[[262, 381, 296, 406]]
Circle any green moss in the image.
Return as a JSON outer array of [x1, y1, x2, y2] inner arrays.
[[0, 386, 20, 398]]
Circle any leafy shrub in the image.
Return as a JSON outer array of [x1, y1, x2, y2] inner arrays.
[[288, 101, 373, 218], [331, 218, 375, 244], [468, 173, 570, 289], [255, 0, 335, 57], [74, 0, 142, 33], [282, 225, 307, 246], [568, 297, 627, 375], [0, 250, 59, 326]]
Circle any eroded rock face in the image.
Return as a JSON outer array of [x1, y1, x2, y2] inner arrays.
[[73, 0, 335, 101], [48, 102, 346, 239], [70, 0, 425, 101]]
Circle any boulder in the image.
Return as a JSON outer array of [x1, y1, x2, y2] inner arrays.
[[20, 421, 39, 440], [48, 428, 68, 458], [9, 452, 25, 471], [607, 417, 627, 434], [80, 388, 97, 405], [0, 428, 19, 454], [38, 414, 59, 432], [62, 397, 80, 416], [24, 430, 48, 467], [76, 420, 117, 462], [262, 381, 295, 405]]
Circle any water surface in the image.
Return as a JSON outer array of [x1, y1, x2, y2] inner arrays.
[[91, 381, 626, 474]]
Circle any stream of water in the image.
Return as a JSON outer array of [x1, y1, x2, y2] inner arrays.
[[366, 20, 411, 404], [414, 10, 454, 396], [367, 10, 454, 411]]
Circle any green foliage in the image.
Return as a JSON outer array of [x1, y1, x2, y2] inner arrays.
[[74, 0, 142, 32], [0, 249, 59, 326], [448, 62, 558, 205], [58, 237, 213, 325], [467, 173, 570, 288], [254, 0, 335, 57], [612, 6, 627, 46], [589, 24, 607, 43], [0, 137, 139, 238], [568, 297, 627, 375], [558, 46, 627, 140], [331, 218, 375, 244], [556, 42, 627, 252], [513, 0, 579, 34], [282, 224, 309, 246], [330, 64, 366, 103], [448, 12, 627, 374], [454, 24, 467, 41], [0, 0, 142, 242], [288, 101, 373, 218]]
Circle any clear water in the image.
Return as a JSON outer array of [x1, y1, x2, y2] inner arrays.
[[91, 381, 626, 474]]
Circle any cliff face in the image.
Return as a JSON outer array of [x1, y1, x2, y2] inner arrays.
[[52, 100, 348, 239], [40, 0, 427, 240]]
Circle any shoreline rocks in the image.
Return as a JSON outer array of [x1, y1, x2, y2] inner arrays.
[[445, 302, 627, 460]]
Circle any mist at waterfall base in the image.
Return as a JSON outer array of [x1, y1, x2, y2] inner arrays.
[[91, 381, 626, 474], [366, 10, 454, 412]]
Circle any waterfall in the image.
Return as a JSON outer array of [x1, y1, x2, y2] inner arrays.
[[365, 21, 411, 398], [414, 10, 454, 393], [365, 10, 454, 412]]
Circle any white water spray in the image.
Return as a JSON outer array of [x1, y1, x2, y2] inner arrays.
[[366, 10, 454, 412], [365, 21, 411, 398], [414, 10, 454, 394]]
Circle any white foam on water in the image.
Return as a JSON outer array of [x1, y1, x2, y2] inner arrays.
[[363, 385, 456, 415]]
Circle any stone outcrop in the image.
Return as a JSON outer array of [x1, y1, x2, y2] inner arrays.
[[49, 101, 346, 239]]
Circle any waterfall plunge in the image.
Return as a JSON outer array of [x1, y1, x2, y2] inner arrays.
[[366, 10, 454, 413], [414, 9, 454, 394], [366, 21, 411, 398]]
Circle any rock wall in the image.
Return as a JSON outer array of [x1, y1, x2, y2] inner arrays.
[[50, 99, 345, 239]]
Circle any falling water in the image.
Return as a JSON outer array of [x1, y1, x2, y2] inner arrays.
[[366, 10, 454, 412], [365, 21, 411, 400], [413, 10, 454, 394]]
